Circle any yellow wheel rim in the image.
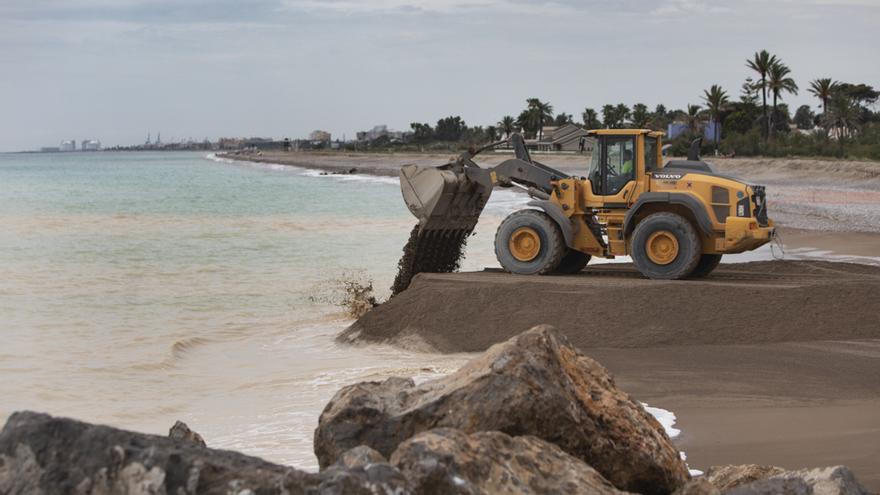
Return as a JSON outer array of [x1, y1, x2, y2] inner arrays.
[[509, 227, 541, 262], [646, 230, 679, 265]]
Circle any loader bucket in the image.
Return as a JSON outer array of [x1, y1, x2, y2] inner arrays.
[[399, 163, 493, 233]]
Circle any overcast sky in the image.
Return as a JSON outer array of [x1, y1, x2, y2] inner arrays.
[[1, 0, 878, 151]]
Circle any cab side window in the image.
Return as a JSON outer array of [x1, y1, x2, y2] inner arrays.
[[644, 137, 658, 171]]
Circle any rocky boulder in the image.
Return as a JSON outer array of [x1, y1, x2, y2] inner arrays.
[[672, 478, 721, 495], [168, 420, 206, 447], [726, 466, 871, 495], [333, 445, 389, 469], [389, 427, 630, 495], [0, 411, 409, 495], [704, 464, 787, 491], [314, 325, 689, 494]]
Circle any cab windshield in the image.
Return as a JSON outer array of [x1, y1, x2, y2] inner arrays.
[[587, 137, 600, 179]]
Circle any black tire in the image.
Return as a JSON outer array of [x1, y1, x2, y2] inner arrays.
[[630, 212, 702, 280], [495, 209, 565, 275], [554, 249, 591, 274], [689, 254, 722, 279]]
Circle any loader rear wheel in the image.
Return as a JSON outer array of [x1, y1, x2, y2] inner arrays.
[[631, 212, 701, 280], [689, 254, 722, 278], [495, 210, 565, 275], [554, 249, 591, 274]]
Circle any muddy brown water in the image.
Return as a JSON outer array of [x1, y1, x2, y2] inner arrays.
[[347, 260, 880, 353]]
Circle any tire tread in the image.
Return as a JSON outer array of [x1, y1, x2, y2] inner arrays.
[[495, 209, 566, 275], [630, 212, 702, 280]]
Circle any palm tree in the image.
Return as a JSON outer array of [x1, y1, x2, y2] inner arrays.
[[526, 98, 554, 140], [581, 108, 600, 129], [826, 92, 860, 140], [767, 62, 798, 136], [615, 104, 631, 127], [746, 50, 778, 138], [553, 112, 573, 126], [808, 78, 839, 118], [702, 85, 729, 151], [631, 103, 651, 128], [686, 104, 703, 135], [497, 116, 516, 138]]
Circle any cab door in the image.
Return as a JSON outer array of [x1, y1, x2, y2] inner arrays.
[[592, 135, 637, 208]]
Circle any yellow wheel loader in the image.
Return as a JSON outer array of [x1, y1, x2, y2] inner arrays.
[[399, 130, 775, 280]]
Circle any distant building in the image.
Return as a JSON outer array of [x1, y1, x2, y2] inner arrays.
[[60, 140, 76, 152], [524, 124, 590, 152], [309, 130, 331, 142], [40, 147, 60, 153], [81, 139, 101, 151], [356, 125, 408, 142], [218, 137, 245, 150], [667, 121, 721, 142], [216, 137, 285, 151]]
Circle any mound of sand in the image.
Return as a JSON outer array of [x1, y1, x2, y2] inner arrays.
[[340, 260, 880, 353]]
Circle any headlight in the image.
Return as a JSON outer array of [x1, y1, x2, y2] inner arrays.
[[736, 188, 751, 218]]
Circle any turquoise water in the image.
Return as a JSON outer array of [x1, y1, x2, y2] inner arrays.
[[0, 151, 493, 468]]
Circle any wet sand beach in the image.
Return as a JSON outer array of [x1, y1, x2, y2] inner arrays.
[[223, 151, 880, 488]]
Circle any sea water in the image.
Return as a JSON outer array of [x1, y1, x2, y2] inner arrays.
[[0, 151, 533, 468], [0, 151, 844, 470]]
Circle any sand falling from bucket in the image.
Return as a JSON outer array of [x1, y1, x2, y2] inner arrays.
[[390, 224, 471, 296]]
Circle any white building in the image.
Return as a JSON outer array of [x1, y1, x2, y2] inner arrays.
[[81, 140, 101, 151], [309, 130, 331, 142], [60, 140, 76, 152], [356, 125, 408, 142]]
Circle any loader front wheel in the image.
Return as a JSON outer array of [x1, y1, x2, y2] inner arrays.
[[495, 210, 565, 275], [631, 212, 701, 280]]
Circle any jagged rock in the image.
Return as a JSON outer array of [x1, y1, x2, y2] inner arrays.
[[0, 411, 409, 495], [705, 464, 787, 491], [389, 428, 630, 495], [673, 478, 721, 495], [315, 325, 689, 494], [168, 420, 206, 447], [726, 466, 871, 495], [329, 445, 411, 492], [334, 445, 388, 469]]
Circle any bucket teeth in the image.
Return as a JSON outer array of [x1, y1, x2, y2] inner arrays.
[[392, 162, 493, 295]]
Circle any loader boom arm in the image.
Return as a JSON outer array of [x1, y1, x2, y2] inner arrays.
[[455, 133, 569, 193], [399, 133, 569, 233]]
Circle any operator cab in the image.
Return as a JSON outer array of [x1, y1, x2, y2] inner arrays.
[[585, 129, 663, 199]]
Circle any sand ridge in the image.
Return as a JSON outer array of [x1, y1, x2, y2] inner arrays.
[[341, 260, 880, 353]]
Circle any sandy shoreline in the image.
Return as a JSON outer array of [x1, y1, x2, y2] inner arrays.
[[591, 342, 880, 489], [222, 150, 880, 234], [345, 262, 880, 488], [222, 150, 880, 489]]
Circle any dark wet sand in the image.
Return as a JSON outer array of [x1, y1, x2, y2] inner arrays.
[[781, 227, 880, 258], [589, 342, 880, 489], [226, 151, 880, 488]]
